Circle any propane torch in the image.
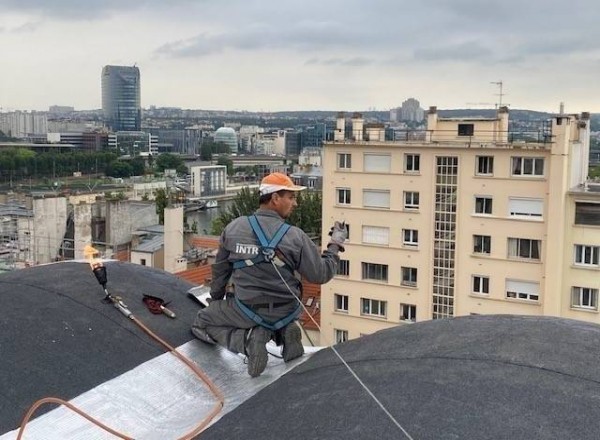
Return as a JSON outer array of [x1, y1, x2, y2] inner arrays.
[[91, 261, 133, 319]]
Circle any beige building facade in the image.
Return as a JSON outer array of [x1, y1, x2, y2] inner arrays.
[[321, 107, 598, 343]]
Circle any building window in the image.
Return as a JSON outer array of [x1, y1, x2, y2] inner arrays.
[[140, 258, 146, 266], [334, 294, 349, 312], [336, 188, 351, 205], [404, 191, 420, 210], [361, 298, 387, 317], [334, 329, 348, 343], [476, 156, 494, 175], [574, 245, 600, 266], [511, 157, 544, 177], [405, 154, 420, 172], [508, 197, 543, 219], [361, 262, 388, 282], [402, 229, 419, 247], [475, 196, 493, 214], [363, 190, 390, 209], [401, 266, 418, 287], [508, 238, 541, 260], [337, 259, 350, 276], [362, 226, 390, 246], [575, 203, 600, 226], [472, 276, 490, 294], [400, 303, 417, 322], [473, 235, 491, 254], [506, 279, 540, 301], [364, 153, 391, 173], [571, 287, 599, 310], [458, 124, 474, 136], [338, 153, 351, 169]]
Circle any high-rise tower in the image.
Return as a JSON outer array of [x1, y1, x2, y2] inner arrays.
[[101, 65, 141, 131]]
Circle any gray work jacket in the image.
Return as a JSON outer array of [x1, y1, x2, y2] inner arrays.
[[210, 208, 340, 304]]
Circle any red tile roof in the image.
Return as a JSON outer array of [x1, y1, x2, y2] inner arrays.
[[189, 236, 220, 250], [175, 264, 212, 286], [299, 281, 321, 330]]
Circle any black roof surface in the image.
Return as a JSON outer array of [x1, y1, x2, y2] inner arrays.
[[0, 261, 199, 433], [4, 262, 600, 440], [201, 315, 600, 440]]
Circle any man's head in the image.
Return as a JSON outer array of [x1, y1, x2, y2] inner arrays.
[[258, 172, 306, 218]]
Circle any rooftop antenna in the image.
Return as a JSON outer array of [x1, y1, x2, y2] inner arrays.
[[490, 80, 507, 108]]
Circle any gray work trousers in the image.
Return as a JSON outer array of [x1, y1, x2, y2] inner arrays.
[[192, 297, 298, 355]]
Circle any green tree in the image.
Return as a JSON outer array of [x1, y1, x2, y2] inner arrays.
[[130, 156, 146, 176], [155, 153, 187, 174], [217, 155, 234, 176], [211, 188, 323, 243], [154, 188, 169, 225], [106, 160, 133, 178]]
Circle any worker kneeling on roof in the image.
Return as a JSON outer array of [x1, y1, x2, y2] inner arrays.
[[192, 172, 347, 377]]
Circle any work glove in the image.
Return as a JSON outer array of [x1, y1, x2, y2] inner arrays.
[[328, 221, 347, 252]]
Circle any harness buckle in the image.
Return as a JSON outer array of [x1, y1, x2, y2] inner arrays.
[[262, 247, 275, 261]]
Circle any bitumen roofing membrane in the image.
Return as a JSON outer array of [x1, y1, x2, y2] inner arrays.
[[2, 261, 600, 439], [0, 260, 200, 434]]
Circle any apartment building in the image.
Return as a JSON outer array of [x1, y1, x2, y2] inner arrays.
[[321, 106, 598, 342]]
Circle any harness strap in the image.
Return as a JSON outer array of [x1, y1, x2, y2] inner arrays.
[[235, 296, 301, 331], [233, 216, 291, 269]]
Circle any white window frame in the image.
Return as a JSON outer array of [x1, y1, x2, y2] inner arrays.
[[401, 266, 418, 287], [402, 229, 419, 247], [574, 245, 600, 267], [511, 157, 544, 177], [361, 298, 387, 317], [363, 189, 390, 209], [334, 294, 349, 312], [508, 197, 543, 219], [508, 238, 541, 261], [474, 196, 493, 215], [334, 329, 348, 343], [363, 153, 391, 173], [403, 191, 420, 210], [400, 303, 417, 322], [362, 226, 390, 246], [571, 287, 599, 310], [336, 188, 351, 205], [506, 279, 540, 301], [404, 153, 420, 173], [473, 235, 491, 254], [476, 156, 494, 175], [337, 153, 351, 169], [472, 275, 490, 295]]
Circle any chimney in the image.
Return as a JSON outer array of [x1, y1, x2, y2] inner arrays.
[[559, 102, 565, 114], [351, 112, 364, 141], [334, 112, 345, 141]]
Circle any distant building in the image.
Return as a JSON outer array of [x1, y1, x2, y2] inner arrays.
[[401, 98, 424, 122], [108, 131, 157, 156], [323, 106, 600, 341], [214, 127, 238, 153], [101, 65, 141, 131], [284, 130, 302, 156], [0, 111, 48, 138], [190, 165, 227, 198], [48, 105, 74, 115], [147, 128, 202, 155]]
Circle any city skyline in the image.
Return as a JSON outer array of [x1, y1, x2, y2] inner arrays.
[[1, 0, 599, 113]]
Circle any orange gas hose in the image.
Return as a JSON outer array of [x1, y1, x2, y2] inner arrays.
[[16, 316, 225, 440]]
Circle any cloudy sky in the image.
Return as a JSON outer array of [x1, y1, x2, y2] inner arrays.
[[0, 0, 598, 113]]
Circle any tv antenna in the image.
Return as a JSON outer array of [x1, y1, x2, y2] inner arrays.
[[490, 80, 508, 108]]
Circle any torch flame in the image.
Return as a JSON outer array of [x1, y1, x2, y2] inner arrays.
[[84, 245, 102, 270]]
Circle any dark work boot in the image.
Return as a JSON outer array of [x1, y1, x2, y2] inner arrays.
[[245, 327, 272, 377], [282, 321, 304, 362], [191, 326, 217, 345]]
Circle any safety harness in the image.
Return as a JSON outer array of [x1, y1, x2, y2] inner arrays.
[[232, 215, 302, 331]]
